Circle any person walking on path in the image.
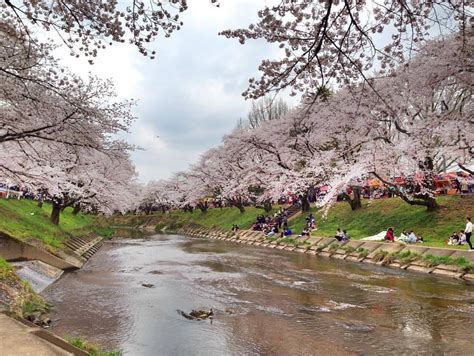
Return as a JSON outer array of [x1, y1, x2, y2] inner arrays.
[[465, 217, 473, 250]]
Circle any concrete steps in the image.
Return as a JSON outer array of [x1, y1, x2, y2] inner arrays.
[[64, 236, 104, 261]]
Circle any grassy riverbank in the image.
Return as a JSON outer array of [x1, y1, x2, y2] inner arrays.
[[0, 258, 49, 319], [110, 206, 282, 231], [291, 196, 473, 248], [0, 199, 112, 250], [119, 196, 473, 248], [2, 196, 472, 250]]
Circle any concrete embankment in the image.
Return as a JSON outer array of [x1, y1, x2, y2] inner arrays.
[[0, 233, 83, 270], [0, 233, 108, 355], [171, 224, 474, 282], [0, 312, 87, 356]]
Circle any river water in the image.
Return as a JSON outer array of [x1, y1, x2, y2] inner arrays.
[[44, 234, 474, 355]]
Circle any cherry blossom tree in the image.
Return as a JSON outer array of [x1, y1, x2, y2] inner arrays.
[[4, 1, 470, 100], [1, 0, 214, 60], [305, 33, 473, 212], [154, 32, 472, 215], [1, 22, 138, 224], [221, 1, 472, 99]]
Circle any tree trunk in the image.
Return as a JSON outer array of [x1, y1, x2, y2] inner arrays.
[[370, 171, 439, 212], [344, 186, 362, 211], [227, 197, 245, 213], [263, 200, 272, 213], [72, 205, 81, 215], [236, 204, 245, 213], [197, 205, 208, 213], [425, 196, 439, 212], [50, 202, 61, 225], [197, 201, 209, 213], [300, 194, 310, 212]]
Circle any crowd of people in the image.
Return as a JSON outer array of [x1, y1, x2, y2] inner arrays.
[[246, 211, 474, 251], [249, 210, 320, 241], [253, 208, 290, 233]]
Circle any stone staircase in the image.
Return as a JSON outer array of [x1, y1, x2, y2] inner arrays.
[[64, 236, 104, 261]]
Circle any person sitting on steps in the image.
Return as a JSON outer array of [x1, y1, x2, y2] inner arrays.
[[384, 227, 395, 242], [342, 230, 350, 242]]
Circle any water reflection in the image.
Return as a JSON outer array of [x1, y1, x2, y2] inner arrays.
[[44, 235, 474, 355]]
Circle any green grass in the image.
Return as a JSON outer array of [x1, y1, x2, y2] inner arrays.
[[422, 254, 472, 271], [265, 236, 278, 242], [139, 205, 283, 231], [278, 237, 295, 245], [66, 336, 121, 356], [373, 250, 389, 262], [290, 196, 473, 248], [328, 243, 340, 252], [0, 199, 111, 250], [356, 247, 369, 258], [21, 281, 50, 317], [369, 250, 472, 271], [0, 258, 13, 278], [388, 250, 420, 265], [342, 245, 356, 254]]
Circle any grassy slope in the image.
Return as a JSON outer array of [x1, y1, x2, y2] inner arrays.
[[154, 206, 282, 231], [2, 196, 472, 250], [130, 197, 473, 248], [0, 199, 110, 249], [290, 196, 473, 248]]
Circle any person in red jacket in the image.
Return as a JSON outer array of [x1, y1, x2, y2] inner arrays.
[[384, 227, 395, 242]]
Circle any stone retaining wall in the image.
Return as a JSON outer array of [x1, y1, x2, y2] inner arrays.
[[0, 233, 83, 270], [172, 224, 474, 283]]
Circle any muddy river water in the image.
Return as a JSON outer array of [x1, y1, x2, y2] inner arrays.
[[44, 234, 474, 355]]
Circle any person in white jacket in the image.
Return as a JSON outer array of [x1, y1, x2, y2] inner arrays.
[[465, 217, 473, 250]]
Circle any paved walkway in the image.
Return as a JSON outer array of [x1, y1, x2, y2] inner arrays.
[[0, 314, 72, 356]]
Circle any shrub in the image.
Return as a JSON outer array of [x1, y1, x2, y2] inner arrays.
[[329, 243, 340, 253], [454, 257, 472, 272], [381, 252, 397, 266], [372, 250, 389, 262], [316, 244, 327, 252], [168, 221, 184, 231], [422, 254, 451, 268], [343, 246, 356, 254], [394, 250, 420, 265], [422, 254, 472, 271], [356, 248, 369, 259], [20, 281, 50, 318]]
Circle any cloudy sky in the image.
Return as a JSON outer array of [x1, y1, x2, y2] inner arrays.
[[58, 0, 293, 183]]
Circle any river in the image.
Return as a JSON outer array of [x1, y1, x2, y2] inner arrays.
[[44, 234, 474, 355]]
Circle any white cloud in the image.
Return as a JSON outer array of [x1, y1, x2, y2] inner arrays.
[[54, 0, 289, 183]]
